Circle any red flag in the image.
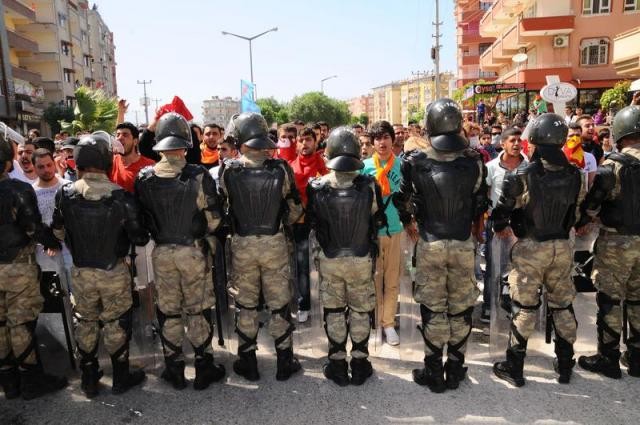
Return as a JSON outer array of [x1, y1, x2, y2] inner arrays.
[[155, 96, 193, 121]]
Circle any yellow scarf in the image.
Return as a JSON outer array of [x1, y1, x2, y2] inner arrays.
[[373, 152, 394, 197]]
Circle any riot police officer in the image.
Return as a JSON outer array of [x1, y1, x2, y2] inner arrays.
[[394, 98, 488, 392], [306, 127, 384, 386], [492, 113, 584, 386], [135, 112, 225, 391], [578, 105, 640, 379], [52, 134, 149, 398], [219, 112, 303, 382], [0, 136, 66, 400]]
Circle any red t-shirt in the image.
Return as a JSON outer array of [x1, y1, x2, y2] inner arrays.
[[110, 154, 156, 193], [288, 153, 328, 206]]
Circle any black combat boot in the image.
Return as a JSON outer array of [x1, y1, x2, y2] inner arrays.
[[323, 359, 349, 387], [493, 347, 526, 387], [621, 349, 640, 377], [350, 357, 373, 386], [0, 366, 20, 399], [579, 352, 622, 379], [193, 353, 226, 390], [413, 354, 446, 393], [161, 357, 187, 390], [19, 363, 68, 400], [444, 358, 467, 390], [553, 337, 576, 384], [79, 360, 102, 398], [580, 292, 622, 379], [111, 356, 145, 395], [233, 350, 260, 382], [275, 347, 301, 381]]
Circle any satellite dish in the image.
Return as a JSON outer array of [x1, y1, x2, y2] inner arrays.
[[512, 53, 528, 63]]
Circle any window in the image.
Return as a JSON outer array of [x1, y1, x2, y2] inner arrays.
[[61, 41, 70, 56], [583, 0, 610, 14], [65, 97, 75, 108], [580, 38, 609, 65], [625, 0, 640, 11], [81, 30, 87, 41], [84, 55, 91, 66], [58, 13, 67, 26], [479, 43, 492, 55], [63, 69, 73, 83]]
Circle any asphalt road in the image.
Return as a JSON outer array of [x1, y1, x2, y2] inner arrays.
[[2, 293, 640, 425]]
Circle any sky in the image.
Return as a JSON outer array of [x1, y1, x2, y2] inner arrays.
[[97, 0, 457, 124]]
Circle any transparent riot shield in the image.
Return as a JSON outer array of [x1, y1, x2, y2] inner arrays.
[[309, 230, 328, 358], [223, 236, 239, 357], [36, 266, 76, 375], [398, 233, 422, 362]]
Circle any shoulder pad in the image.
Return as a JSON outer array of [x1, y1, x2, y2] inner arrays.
[[463, 148, 481, 160], [309, 176, 327, 190], [138, 165, 156, 180], [406, 149, 427, 163], [595, 165, 616, 191], [224, 158, 242, 169], [180, 164, 206, 180], [516, 161, 536, 176], [264, 158, 288, 170], [502, 170, 525, 198], [353, 173, 375, 186], [61, 181, 77, 197], [608, 152, 640, 166]]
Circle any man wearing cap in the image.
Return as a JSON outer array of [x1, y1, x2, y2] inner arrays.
[[0, 135, 67, 400], [306, 127, 384, 386], [135, 112, 226, 391], [394, 98, 488, 393], [492, 113, 584, 387], [219, 112, 303, 382], [578, 105, 640, 379], [52, 134, 150, 398]]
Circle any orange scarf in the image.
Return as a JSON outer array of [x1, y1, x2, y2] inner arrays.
[[562, 135, 585, 168], [373, 152, 394, 197], [200, 142, 219, 165]]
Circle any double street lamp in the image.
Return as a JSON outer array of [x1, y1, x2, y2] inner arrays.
[[222, 27, 278, 99], [321, 75, 338, 93]]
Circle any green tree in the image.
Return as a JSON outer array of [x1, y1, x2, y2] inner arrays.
[[287, 92, 351, 127], [358, 113, 369, 127], [600, 80, 631, 112], [59, 86, 118, 133], [43, 103, 74, 135], [452, 79, 493, 104], [409, 109, 425, 125], [256, 97, 288, 126]]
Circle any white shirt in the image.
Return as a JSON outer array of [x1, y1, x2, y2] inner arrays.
[[32, 177, 72, 272], [209, 165, 221, 188], [486, 152, 528, 213], [583, 151, 597, 175], [8, 160, 37, 184]]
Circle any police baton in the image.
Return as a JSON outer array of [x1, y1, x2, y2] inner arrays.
[[129, 244, 140, 308]]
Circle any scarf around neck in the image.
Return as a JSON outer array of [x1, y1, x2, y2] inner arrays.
[[372, 152, 394, 196]]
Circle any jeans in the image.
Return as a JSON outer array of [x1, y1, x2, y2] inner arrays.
[[293, 222, 311, 311]]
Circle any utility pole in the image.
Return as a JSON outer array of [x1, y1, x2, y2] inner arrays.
[[153, 98, 162, 112], [134, 110, 139, 126], [432, 0, 442, 99], [137, 80, 152, 125]]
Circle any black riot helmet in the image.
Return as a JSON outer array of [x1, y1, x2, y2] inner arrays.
[[232, 112, 276, 149], [324, 126, 363, 171], [74, 134, 113, 171], [612, 105, 640, 144], [528, 113, 568, 147], [152, 112, 193, 152], [0, 136, 13, 171], [424, 98, 468, 152]]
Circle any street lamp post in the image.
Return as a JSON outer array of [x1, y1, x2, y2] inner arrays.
[[320, 75, 338, 93], [221, 27, 278, 99]]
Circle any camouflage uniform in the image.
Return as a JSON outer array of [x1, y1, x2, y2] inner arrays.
[[136, 154, 223, 390], [53, 171, 149, 397], [579, 144, 640, 378], [395, 145, 487, 392], [0, 166, 66, 400], [219, 149, 302, 380]]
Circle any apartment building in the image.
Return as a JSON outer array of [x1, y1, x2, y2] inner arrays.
[[202, 96, 240, 126], [347, 94, 373, 119], [478, 0, 639, 115]]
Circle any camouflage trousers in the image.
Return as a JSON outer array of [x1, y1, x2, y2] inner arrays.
[[0, 257, 41, 367], [592, 232, 640, 352], [229, 232, 293, 352], [414, 238, 479, 360], [508, 238, 577, 348], [152, 244, 214, 361], [318, 253, 375, 360], [72, 261, 133, 361]]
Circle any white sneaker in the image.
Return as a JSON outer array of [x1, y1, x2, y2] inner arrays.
[[297, 310, 309, 323], [384, 327, 400, 346]]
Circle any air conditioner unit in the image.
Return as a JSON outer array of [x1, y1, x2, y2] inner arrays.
[[553, 35, 569, 48]]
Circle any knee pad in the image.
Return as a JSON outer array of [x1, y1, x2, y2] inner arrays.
[[156, 307, 183, 359], [323, 306, 348, 356], [189, 309, 214, 357], [271, 304, 295, 348], [14, 320, 37, 366], [596, 292, 620, 315], [234, 302, 259, 352]]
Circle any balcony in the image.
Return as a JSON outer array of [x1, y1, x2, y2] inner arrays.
[[2, 0, 36, 21], [462, 54, 480, 66], [7, 29, 38, 54], [460, 29, 495, 45], [520, 15, 575, 36], [479, 0, 535, 37], [11, 65, 42, 85], [505, 63, 573, 87], [613, 27, 640, 77]]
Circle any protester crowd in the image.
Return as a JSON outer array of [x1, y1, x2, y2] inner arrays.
[[1, 92, 639, 400]]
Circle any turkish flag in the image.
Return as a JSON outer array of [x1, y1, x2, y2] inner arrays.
[[155, 96, 193, 121]]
